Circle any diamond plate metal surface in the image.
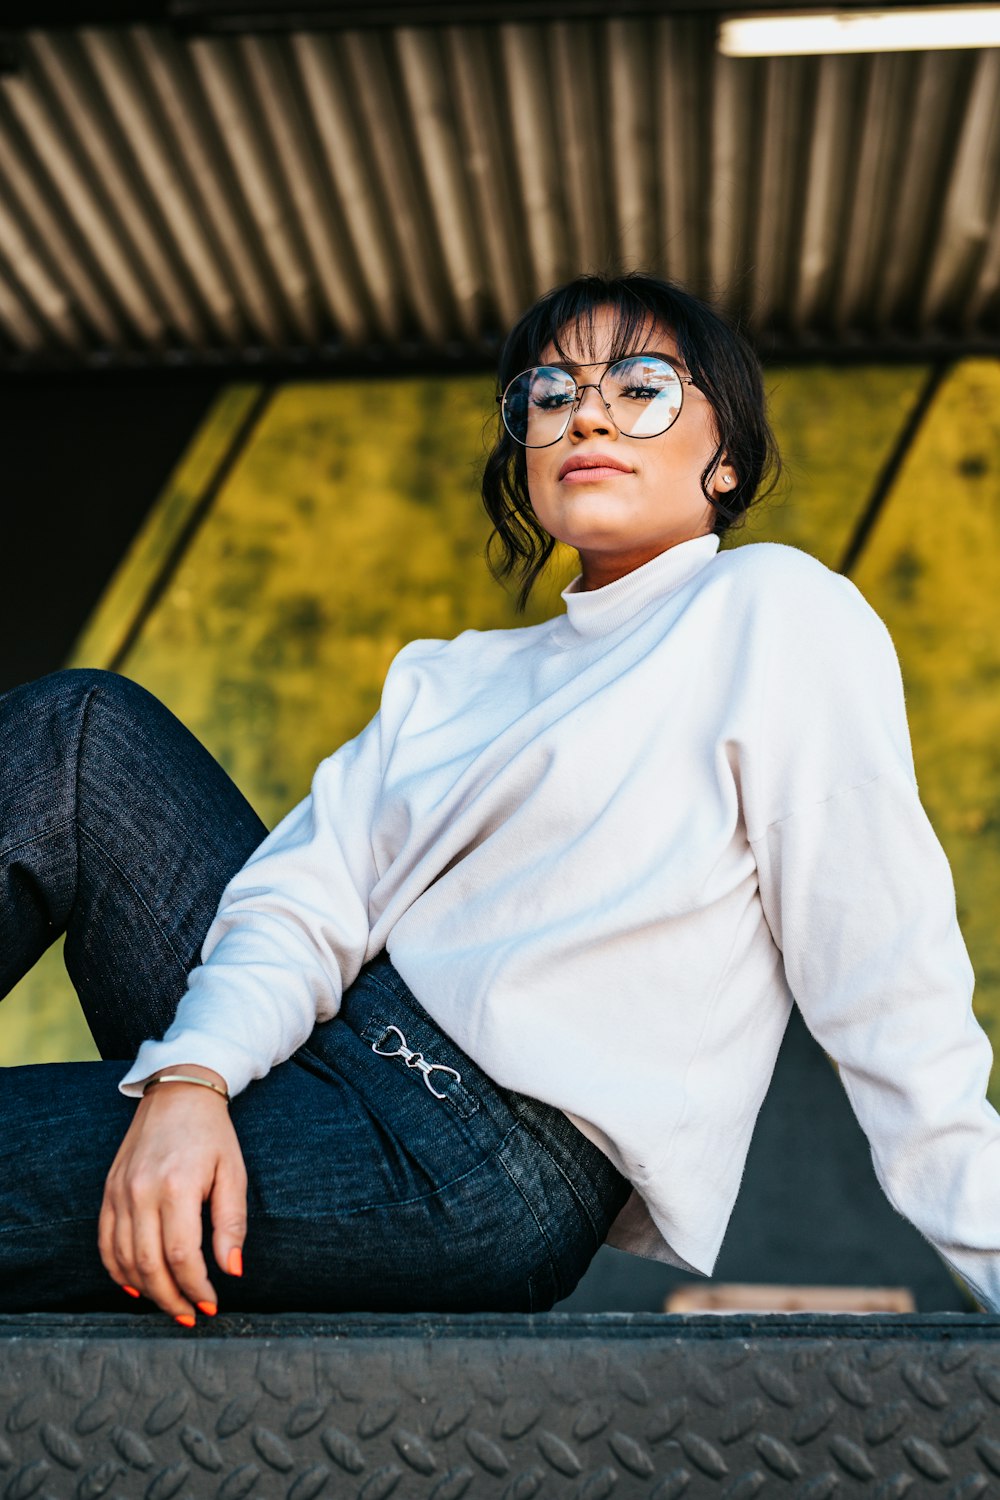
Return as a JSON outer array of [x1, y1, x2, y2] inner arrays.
[[0, 1314, 998, 1498]]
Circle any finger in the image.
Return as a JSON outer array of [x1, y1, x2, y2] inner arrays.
[[97, 1196, 128, 1292], [131, 1199, 196, 1320], [98, 1193, 141, 1301], [211, 1156, 248, 1285], [110, 1192, 142, 1295], [161, 1189, 218, 1316]]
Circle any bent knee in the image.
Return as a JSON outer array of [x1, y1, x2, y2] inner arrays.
[[37, 667, 141, 700], [8, 669, 174, 751], [36, 668, 166, 721]]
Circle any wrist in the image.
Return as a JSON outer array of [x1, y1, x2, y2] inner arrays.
[[139, 1065, 230, 1103], [145, 1064, 227, 1088]]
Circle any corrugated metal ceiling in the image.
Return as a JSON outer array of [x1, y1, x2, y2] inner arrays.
[[0, 16, 999, 371]]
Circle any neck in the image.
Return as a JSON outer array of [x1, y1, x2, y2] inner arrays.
[[577, 534, 712, 592]]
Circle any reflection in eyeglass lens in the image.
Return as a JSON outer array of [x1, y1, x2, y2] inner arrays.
[[605, 358, 683, 437], [527, 368, 576, 415]]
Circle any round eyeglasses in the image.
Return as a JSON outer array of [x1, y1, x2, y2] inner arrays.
[[499, 356, 696, 448]]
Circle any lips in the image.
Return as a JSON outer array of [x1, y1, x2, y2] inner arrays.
[[558, 454, 634, 480]]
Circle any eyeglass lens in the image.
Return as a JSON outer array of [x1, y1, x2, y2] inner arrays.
[[502, 357, 684, 447]]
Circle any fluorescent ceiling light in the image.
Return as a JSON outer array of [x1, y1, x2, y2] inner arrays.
[[718, 5, 1000, 54]]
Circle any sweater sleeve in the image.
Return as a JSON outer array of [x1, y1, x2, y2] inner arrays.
[[118, 709, 384, 1101], [746, 565, 1000, 1312]]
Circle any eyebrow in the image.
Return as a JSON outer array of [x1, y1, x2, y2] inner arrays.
[[545, 350, 692, 376]]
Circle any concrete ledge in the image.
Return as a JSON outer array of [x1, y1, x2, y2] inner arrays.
[[0, 1313, 997, 1497]]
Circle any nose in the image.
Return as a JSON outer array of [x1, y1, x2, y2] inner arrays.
[[570, 382, 618, 441]]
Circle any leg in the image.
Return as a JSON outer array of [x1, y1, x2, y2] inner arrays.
[[0, 959, 631, 1314], [0, 669, 268, 1057], [0, 671, 629, 1314]]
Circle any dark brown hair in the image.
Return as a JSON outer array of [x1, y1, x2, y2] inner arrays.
[[481, 272, 781, 610]]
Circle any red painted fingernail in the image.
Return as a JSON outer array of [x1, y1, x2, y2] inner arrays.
[[174, 1314, 196, 1328], [196, 1301, 217, 1317], [227, 1248, 243, 1277], [121, 1285, 140, 1299]]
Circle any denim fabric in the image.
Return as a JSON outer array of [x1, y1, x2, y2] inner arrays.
[[0, 669, 630, 1314]]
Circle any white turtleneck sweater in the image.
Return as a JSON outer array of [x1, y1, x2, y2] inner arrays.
[[120, 535, 1000, 1311]]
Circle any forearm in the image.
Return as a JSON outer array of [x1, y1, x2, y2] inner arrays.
[[120, 722, 383, 1102], [753, 765, 1000, 1309]]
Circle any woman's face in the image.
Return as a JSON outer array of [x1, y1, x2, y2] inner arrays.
[[524, 306, 735, 590]]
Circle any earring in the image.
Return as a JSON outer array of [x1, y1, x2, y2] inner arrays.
[[722, 474, 733, 485]]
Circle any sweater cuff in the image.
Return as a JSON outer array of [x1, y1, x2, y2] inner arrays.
[[118, 1033, 260, 1100]]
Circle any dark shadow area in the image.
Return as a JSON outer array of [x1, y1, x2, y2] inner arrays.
[[2, 375, 221, 693]]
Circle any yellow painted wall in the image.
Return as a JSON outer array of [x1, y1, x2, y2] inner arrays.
[[852, 361, 1000, 1066], [7, 362, 1000, 1111]]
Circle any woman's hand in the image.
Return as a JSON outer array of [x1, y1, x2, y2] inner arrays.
[[99, 1070, 247, 1323]]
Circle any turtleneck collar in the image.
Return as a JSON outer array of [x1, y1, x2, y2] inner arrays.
[[559, 533, 722, 640]]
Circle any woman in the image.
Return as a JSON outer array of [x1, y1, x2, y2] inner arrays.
[[2, 272, 998, 1325]]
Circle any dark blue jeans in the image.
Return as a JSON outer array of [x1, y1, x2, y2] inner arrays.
[[0, 669, 630, 1314]]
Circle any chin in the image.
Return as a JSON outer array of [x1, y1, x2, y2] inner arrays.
[[545, 504, 641, 543]]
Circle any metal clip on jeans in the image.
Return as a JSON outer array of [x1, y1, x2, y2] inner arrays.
[[371, 1024, 463, 1100]]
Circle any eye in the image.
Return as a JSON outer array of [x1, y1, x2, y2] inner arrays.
[[607, 357, 681, 406], [619, 382, 662, 402], [527, 367, 576, 411]]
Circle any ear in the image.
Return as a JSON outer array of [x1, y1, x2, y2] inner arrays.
[[712, 459, 738, 496]]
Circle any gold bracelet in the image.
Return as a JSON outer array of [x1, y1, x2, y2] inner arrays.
[[141, 1073, 230, 1103]]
